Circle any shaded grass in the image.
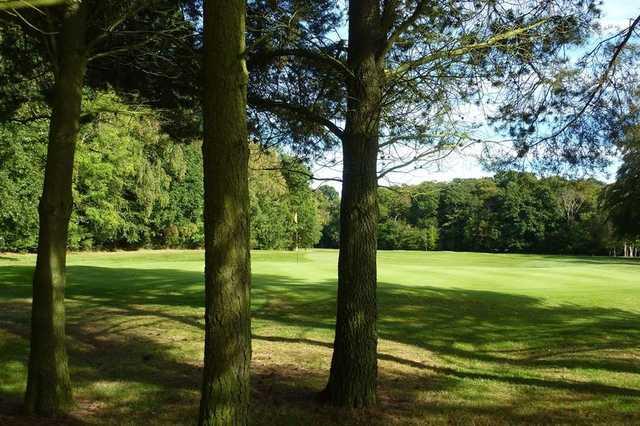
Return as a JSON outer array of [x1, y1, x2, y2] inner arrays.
[[1, 249, 639, 424]]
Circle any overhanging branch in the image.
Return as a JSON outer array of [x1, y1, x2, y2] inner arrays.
[[389, 18, 551, 76], [248, 94, 344, 139], [249, 47, 352, 80], [379, 0, 428, 59]]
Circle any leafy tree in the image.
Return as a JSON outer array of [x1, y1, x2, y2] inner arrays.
[[249, 0, 600, 405], [281, 156, 324, 248], [20, 2, 89, 414], [0, 92, 323, 253], [368, 173, 609, 254], [493, 172, 556, 251], [249, 148, 293, 249], [0, 120, 45, 251], [438, 179, 489, 251], [0, 0, 198, 415]]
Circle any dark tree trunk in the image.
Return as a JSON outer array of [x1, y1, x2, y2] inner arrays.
[[24, 2, 88, 416], [323, 0, 384, 408], [198, 0, 252, 424]]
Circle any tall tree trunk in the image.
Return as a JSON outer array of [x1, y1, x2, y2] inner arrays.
[[198, 0, 251, 424], [24, 2, 88, 416], [323, 0, 383, 408]]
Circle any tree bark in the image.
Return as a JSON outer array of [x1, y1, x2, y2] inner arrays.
[[322, 0, 384, 408], [24, 2, 88, 416], [198, 0, 251, 424]]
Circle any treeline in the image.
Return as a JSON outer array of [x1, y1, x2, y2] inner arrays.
[[1, 94, 625, 257], [368, 173, 616, 255], [0, 91, 326, 252], [317, 173, 632, 256]]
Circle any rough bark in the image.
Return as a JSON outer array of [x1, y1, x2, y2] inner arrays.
[[322, 0, 384, 408], [198, 0, 252, 424], [24, 2, 88, 416]]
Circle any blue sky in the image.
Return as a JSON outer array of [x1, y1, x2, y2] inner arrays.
[[313, 0, 639, 189]]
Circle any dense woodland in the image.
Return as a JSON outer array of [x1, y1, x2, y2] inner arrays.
[[1, 0, 639, 424], [0, 91, 325, 252], [0, 94, 634, 255]]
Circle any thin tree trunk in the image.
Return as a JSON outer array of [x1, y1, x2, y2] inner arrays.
[[198, 0, 251, 424], [322, 0, 383, 407], [24, 2, 88, 416]]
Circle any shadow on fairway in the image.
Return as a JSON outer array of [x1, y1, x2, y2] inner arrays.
[[1, 263, 639, 424], [2, 264, 640, 376]]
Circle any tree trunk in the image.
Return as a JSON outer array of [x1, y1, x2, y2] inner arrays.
[[24, 2, 88, 416], [198, 0, 251, 424], [322, 0, 383, 408]]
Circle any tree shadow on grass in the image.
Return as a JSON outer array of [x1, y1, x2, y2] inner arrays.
[[2, 264, 640, 376], [252, 334, 640, 397], [0, 301, 202, 425], [1, 263, 640, 424], [249, 275, 640, 376]]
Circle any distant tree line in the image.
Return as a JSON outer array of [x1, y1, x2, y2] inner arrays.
[[2, 92, 634, 256], [338, 173, 619, 255], [316, 173, 636, 256]]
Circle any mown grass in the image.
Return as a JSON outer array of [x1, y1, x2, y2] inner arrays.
[[1, 250, 639, 425]]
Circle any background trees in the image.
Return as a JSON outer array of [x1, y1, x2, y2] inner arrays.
[[315, 185, 341, 249], [2, 114, 621, 257], [374, 174, 611, 254], [603, 125, 640, 252], [0, 92, 325, 253]]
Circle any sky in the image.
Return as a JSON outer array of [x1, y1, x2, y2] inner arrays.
[[312, 0, 638, 190]]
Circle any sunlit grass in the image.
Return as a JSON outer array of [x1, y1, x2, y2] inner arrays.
[[1, 250, 639, 424]]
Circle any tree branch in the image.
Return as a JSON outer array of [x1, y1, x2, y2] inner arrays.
[[0, 0, 65, 10], [529, 13, 640, 149], [389, 18, 551, 76], [249, 47, 352, 80], [248, 94, 344, 139], [379, 0, 428, 59]]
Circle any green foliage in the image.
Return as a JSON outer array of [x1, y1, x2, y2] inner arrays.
[[0, 120, 45, 251], [0, 1, 66, 10], [0, 90, 324, 252], [604, 128, 640, 240], [280, 156, 323, 249], [249, 149, 292, 249], [377, 186, 438, 251], [363, 173, 612, 254], [315, 185, 340, 248]]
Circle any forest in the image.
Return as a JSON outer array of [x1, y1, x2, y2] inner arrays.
[[1, 0, 639, 425], [0, 103, 630, 255]]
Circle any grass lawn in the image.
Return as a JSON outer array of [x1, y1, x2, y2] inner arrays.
[[1, 249, 639, 425]]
